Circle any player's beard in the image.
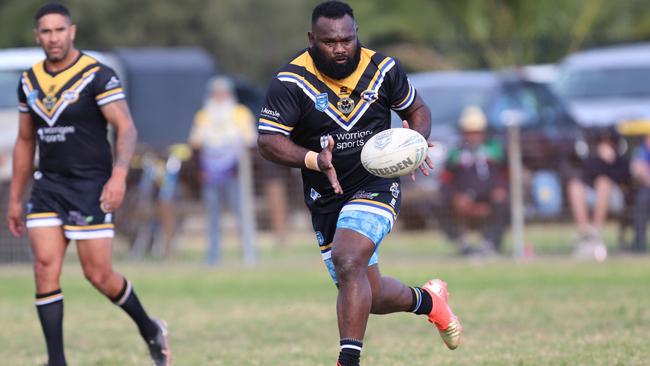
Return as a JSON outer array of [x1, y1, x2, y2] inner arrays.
[[309, 41, 361, 80]]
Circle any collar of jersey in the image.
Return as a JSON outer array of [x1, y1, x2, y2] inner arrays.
[[22, 65, 100, 127], [277, 53, 395, 131]]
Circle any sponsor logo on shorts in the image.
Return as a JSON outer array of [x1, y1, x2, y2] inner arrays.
[[352, 191, 379, 200], [316, 231, 325, 245], [390, 198, 397, 207], [310, 188, 321, 201], [68, 211, 90, 226], [390, 182, 400, 199]]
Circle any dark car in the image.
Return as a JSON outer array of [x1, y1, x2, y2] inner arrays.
[[393, 70, 581, 224]]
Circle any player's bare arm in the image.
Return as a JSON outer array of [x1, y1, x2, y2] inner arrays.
[[258, 134, 342, 194], [7, 112, 36, 237], [398, 94, 434, 179], [99, 99, 138, 212]]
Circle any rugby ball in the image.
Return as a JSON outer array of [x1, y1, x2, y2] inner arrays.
[[361, 128, 429, 178]]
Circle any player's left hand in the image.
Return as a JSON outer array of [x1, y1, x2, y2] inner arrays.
[[402, 120, 434, 181], [99, 168, 127, 213]]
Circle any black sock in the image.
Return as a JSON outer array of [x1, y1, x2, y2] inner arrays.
[[338, 338, 362, 366], [410, 287, 433, 315], [35, 289, 67, 366], [110, 278, 158, 340]]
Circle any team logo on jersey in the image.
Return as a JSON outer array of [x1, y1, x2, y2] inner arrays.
[[337, 97, 355, 114], [27, 90, 39, 107], [43, 95, 57, 111], [320, 135, 330, 149], [62, 90, 79, 103], [361, 90, 378, 103], [337, 86, 355, 114], [315, 93, 328, 112]]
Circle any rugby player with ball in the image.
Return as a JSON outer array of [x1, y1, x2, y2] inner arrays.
[[257, 2, 462, 365]]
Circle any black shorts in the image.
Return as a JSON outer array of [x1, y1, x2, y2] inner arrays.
[[26, 188, 114, 240], [581, 155, 631, 187], [310, 179, 401, 283]]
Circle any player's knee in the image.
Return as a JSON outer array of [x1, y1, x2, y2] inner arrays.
[[332, 252, 365, 282], [83, 268, 112, 288], [33, 258, 58, 281]]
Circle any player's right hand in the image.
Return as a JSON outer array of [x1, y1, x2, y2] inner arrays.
[[7, 200, 25, 237], [318, 135, 343, 195]]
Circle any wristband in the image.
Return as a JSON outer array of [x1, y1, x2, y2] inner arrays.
[[304, 151, 320, 171]]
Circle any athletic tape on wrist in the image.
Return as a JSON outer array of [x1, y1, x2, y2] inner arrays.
[[304, 151, 320, 171]]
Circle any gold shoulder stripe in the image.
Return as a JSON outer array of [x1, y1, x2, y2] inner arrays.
[[95, 87, 124, 100], [259, 118, 294, 131]]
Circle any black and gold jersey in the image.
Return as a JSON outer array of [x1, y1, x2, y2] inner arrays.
[[258, 47, 416, 213], [17, 52, 126, 194]]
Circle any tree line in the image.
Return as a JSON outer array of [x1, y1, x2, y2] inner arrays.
[[1, 0, 649, 84]]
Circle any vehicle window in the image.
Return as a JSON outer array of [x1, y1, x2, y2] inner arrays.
[[417, 85, 492, 125], [0, 70, 21, 109], [529, 84, 573, 126], [554, 67, 650, 101], [488, 86, 541, 129]]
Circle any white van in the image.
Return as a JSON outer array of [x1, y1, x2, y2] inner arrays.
[[0, 47, 122, 182], [553, 42, 650, 128]]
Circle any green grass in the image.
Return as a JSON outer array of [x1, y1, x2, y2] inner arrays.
[[1, 228, 649, 365]]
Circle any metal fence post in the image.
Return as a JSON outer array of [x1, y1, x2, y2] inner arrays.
[[239, 147, 257, 266], [504, 110, 526, 260]]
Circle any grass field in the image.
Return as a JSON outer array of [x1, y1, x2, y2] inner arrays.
[[1, 227, 649, 366]]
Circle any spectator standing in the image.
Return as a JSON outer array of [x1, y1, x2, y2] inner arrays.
[[189, 76, 256, 265]]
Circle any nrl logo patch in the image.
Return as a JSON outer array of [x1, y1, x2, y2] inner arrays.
[[361, 90, 378, 103], [315, 93, 328, 112], [27, 90, 39, 107]]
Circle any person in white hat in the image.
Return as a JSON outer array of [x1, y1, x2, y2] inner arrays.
[[441, 106, 509, 256]]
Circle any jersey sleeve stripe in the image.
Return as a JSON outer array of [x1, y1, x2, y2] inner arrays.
[[392, 84, 416, 111], [96, 92, 126, 106], [258, 118, 294, 132], [95, 87, 124, 101], [18, 103, 29, 113], [259, 124, 291, 136]]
